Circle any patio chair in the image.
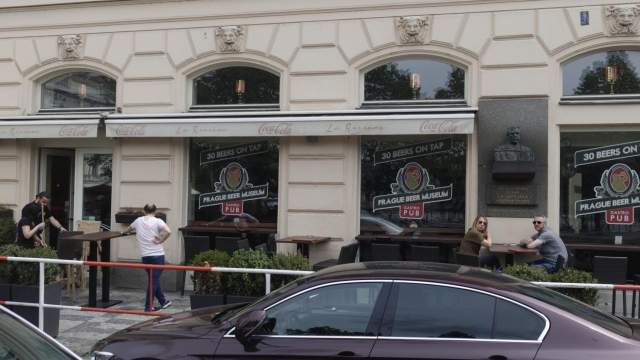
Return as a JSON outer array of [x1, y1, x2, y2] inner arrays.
[[594, 256, 628, 316], [370, 243, 402, 261], [181, 235, 210, 296], [56, 231, 84, 300], [408, 245, 440, 262], [312, 243, 359, 271]]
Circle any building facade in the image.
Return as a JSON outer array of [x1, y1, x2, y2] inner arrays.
[[1, 0, 640, 286]]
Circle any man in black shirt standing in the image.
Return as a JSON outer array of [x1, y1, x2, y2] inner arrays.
[[21, 192, 67, 233], [16, 206, 45, 248]]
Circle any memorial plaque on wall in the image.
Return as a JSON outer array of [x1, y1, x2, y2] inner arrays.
[[486, 185, 537, 206]]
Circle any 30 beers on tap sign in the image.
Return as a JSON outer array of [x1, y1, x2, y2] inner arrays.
[[198, 142, 270, 215], [371, 139, 454, 220], [575, 141, 640, 225]]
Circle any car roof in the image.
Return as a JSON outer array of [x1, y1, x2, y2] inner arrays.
[[303, 262, 524, 290]]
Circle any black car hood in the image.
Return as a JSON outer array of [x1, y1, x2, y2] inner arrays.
[[94, 303, 243, 349]]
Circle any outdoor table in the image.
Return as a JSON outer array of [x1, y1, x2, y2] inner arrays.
[[276, 235, 332, 257], [490, 244, 539, 266], [66, 231, 125, 308]]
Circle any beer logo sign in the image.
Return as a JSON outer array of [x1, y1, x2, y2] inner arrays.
[[373, 162, 452, 219], [199, 162, 269, 214], [575, 163, 640, 224]]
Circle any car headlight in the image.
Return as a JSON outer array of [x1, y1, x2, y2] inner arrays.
[[90, 351, 115, 360]]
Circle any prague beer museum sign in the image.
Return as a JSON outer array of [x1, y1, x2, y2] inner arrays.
[[575, 141, 640, 225]]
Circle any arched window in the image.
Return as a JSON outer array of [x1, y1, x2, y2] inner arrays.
[[562, 49, 640, 96], [364, 58, 465, 103], [192, 66, 279, 108], [41, 71, 116, 111]]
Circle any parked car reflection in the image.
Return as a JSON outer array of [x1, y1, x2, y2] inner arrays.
[[0, 305, 81, 360], [91, 262, 640, 359], [360, 211, 404, 235]]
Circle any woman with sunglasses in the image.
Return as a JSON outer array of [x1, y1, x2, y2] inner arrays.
[[459, 216, 501, 269]]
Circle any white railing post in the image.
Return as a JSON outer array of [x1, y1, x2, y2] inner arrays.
[[38, 262, 45, 331], [265, 273, 271, 294]]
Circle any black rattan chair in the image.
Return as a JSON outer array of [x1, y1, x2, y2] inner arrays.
[[370, 243, 402, 261], [312, 243, 359, 271], [408, 245, 440, 262]]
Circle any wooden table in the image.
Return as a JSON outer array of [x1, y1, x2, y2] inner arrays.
[[490, 244, 539, 266], [276, 236, 332, 257], [66, 231, 125, 308]]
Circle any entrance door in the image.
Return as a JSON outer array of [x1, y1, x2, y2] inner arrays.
[[39, 149, 74, 247], [73, 149, 113, 231]]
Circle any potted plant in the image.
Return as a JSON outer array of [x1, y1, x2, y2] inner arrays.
[[190, 250, 230, 309], [225, 249, 272, 304], [0, 244, 20, 304], [270, 252, 310, 290], [504, 264, 598, 306], [10, 246, 63, 337]]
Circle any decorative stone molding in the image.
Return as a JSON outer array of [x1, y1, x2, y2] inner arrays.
[[396, 16, 430, 44], [215, 25, 245, 52], [57, 34, 83, 59], [605, 5, 640, 35]]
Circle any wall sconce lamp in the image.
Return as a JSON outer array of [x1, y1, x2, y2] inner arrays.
[[605, 66, 618, 95], [409, 73, 421, 100], [235, 79, 246, 104]]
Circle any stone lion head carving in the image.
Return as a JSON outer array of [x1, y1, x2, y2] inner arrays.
[[57, 35, 83, 59], [605, 5, 640, 35], [215, 25, 245, 52], [396, 16, 429, 44]]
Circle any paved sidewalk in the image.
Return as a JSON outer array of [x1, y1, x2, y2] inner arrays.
[[57, 288, 191, 359]]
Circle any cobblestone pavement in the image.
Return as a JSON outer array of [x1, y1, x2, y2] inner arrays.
[[57, 288, 191, 359]]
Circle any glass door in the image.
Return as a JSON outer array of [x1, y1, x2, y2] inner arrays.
[[38, 149, 75, 248], [73, 149, 113, 231]]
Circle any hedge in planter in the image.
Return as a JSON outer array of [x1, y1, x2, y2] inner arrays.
[[11, 246, 63, 337], [271, 252, 310, 290], [504, 264, 598, 306], [0, 218, 16, 246], [226, 249, 272, 303], [190, 250, 230, 309], [0, 244, 21, 302]]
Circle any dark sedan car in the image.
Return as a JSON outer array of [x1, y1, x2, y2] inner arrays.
[[91, 262, 640, 360]]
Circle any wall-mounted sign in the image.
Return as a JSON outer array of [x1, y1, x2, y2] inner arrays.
[[575, 140, 640, 167], [372, 162, 453, 219], [198, 162, 269, 213], [575, 163, 640, 220], [200, 141, 269, 166], [373, 138, 452, 165]]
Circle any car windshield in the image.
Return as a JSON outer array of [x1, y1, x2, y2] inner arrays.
[[515, 284, 632, 338], [0, 308, 76, 360]]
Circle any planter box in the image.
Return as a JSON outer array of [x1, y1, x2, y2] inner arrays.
[[190, 294, 225, 310], [11, 282, 62, 337], [226, 295, 259, 305]]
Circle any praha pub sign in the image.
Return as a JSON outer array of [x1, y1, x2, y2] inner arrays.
[[373, 162, 452, 219], [198, 162, 269, 215]]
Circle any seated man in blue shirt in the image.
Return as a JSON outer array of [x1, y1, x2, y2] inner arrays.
[[520, 215, 568, 273]]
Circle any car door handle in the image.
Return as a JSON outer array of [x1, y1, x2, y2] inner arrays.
[[488, 355, 507, 360], [338, 351, 356, 356]]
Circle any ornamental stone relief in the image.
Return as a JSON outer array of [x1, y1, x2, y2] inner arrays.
[[396, 16, 430, 44], [605, 5, 640, 35], [57, 34, 83, 59], [215, 25, 245, 52]]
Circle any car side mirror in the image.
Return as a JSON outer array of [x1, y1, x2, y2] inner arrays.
[[235, 310, 267, 347]]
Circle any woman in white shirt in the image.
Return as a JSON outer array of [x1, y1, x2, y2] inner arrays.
[[125, 204, 172, 312]]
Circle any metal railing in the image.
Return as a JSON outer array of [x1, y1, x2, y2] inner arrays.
[[0, 255, 313, 331], [1, 255, 639, 332]]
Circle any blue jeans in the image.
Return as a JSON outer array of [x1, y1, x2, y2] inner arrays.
[[142, 255, 167, 311], [530, 258, 556, 273]]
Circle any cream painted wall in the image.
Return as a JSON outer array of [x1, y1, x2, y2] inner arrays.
[[1, 1, 640, 263]]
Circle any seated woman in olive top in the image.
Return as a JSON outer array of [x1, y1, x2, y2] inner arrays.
[[459, 216, 501, 269]]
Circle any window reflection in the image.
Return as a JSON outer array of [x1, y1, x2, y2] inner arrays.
[[193, 66, 279, 105], [360, 136, 467, 234], [364, 58, 465, 101], [41, 72, 116, 109], [560, 132, 640, 242], [562, 50, 640, 96]]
